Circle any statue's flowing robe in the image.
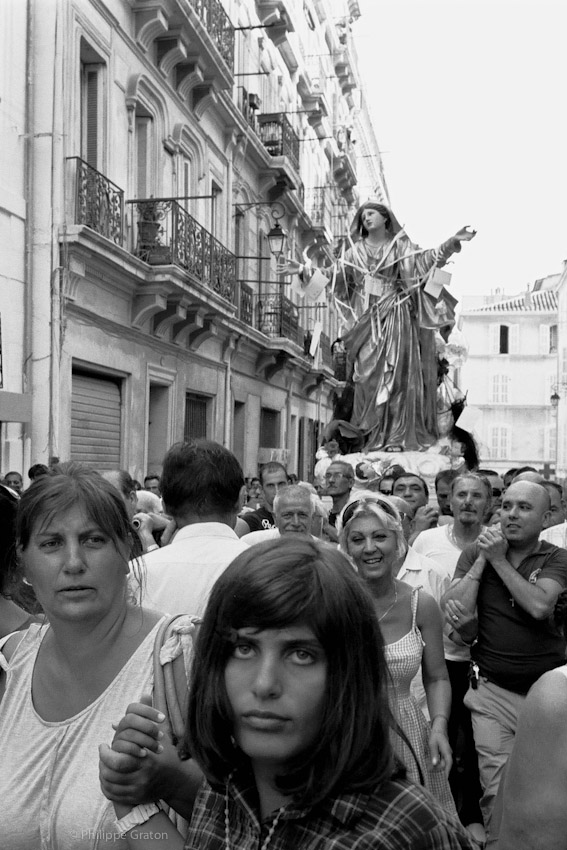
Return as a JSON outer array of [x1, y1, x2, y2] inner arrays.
[[331, 233, 458, 451]]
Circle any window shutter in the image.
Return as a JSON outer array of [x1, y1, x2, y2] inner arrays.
[[501, 427, 510, 458], [509, 324, 520, 354], [490, 426, 509, 459], [490, 375, 498, 403], [562, 348, 567, 383], [136, 117, 150, 198], [539, 324, 550, 355], [489, 324, 499, 354], [85, 69, 98, 167]]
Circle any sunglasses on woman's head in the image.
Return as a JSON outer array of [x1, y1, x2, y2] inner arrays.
[[342, 497, 400, 527]]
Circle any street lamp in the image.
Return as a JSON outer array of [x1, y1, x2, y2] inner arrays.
[[233, 200, 288, 260], [266, 220, 287, 261], [550, 388, 563, 473]]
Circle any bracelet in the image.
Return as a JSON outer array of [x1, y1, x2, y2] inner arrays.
[[146, 543, 160, 552], [431, 714, 448, 724], [431, 715, 449, 736], [116, 803, 161, 835]]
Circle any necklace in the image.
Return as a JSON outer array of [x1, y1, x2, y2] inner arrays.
[[225, 783, 285, 850], [377, 585, 398, 622]]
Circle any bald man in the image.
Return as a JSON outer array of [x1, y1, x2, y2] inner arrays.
[[442, 481, 567, 835]]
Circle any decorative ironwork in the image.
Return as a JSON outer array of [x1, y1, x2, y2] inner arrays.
[[189, 0, 235, 69], [238, 282, 254, 326], [305, 186, 332, 231], [238, 88, 259, 133], [257, 292, 301, 343], [68, 157, 124, 245], [331, 337, 348, 380], [127, 198, 236, 304], [319, 332, 333, 369], [257, 113, 300, 173]]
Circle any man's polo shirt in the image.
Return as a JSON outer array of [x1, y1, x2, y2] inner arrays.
[[454, 540, 567, 693]]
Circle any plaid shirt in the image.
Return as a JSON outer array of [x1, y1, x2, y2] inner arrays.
[[184, 770, 476, 850]]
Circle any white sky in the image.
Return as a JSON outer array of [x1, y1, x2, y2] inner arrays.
[[351, 0, 567, 301]]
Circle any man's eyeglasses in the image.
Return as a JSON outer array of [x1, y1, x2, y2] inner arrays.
[[325, 472, 350, 480]]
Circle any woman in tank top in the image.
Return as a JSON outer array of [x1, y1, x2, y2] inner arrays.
[[339, 491, 455, 815], [0, 463, 197, 850]]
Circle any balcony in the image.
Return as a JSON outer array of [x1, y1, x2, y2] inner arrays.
[[304, 186, 333, 244], [236, 287, 306, 346], [319, 332, 333, 370], [127, 198, 236, 303], [132, 0, 234, 104], [258, 292, 301, 343], [67, 157, 124, 246], [333, 144, 357, 203], [189, 0, 234, 69], [237, 87, 260, 134], [257, 113, 300, 174]]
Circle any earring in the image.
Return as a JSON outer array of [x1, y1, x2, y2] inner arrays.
[[22, 577, 32, 587]]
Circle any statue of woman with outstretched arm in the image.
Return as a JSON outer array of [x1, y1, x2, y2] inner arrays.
[[278, 202, 476, 453]]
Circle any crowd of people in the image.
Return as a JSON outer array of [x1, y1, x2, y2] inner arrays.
[[0, 443, 566, 849]]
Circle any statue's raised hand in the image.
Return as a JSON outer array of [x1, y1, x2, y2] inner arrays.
[[454, 226, 477, 243], [276, 258, 303, 276]]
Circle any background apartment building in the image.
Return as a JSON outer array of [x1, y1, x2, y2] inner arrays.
[[459, 274, 561, 476]]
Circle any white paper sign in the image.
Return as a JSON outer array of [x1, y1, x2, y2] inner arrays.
[[310, 321, 323, 357], [364, 274, 384, 298], [425, 267, 452, 299], [302, 268, 328, 300]]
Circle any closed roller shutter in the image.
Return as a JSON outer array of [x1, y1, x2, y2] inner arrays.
[[184, 393, 208, 442], [71, 373, 121, 469]]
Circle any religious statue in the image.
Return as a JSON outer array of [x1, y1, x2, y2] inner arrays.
[[279, 202, 476, 453]]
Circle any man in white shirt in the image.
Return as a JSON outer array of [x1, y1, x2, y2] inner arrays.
[[139, 440, 249, 616], [413, 472, 491, 837], [539, 481, 567, 546], [243, 485, 315, 545]]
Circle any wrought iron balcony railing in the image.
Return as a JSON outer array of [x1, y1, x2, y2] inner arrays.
[[67, 157, 124, 245], [236, 287, 335, 366], [238, 88, 260, 133], [319, 331, 333, 370], [237, 282, 255, 327], [305, 186, 333, 232], [237, 288, 305, 346], [258, 293, 299, 343], [257, 113, 301, 173], [189, 0, 235, 69], [127, 198, 237, 303]]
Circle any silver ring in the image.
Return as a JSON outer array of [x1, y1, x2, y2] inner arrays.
[[452, 615, 458, 622]]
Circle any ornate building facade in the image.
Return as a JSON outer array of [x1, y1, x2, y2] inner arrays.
[[0, 0, 387, 481]]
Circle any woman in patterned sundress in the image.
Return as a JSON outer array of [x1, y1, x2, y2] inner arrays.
[[340, 492, 456, 814]]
